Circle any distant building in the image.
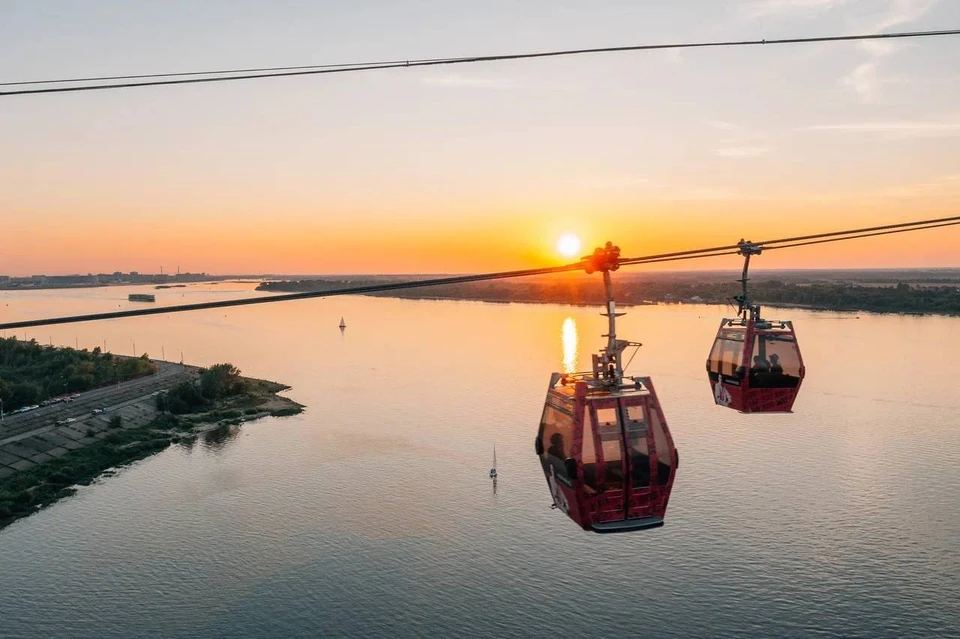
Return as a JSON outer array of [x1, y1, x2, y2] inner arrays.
[[42, 274, 100, 286]]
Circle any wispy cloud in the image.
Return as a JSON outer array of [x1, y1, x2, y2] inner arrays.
[[420, 73, 515, 89], [841, 0, 941, 102], [801, 119, 960, 138], [709, 121, 774, 159], [741, 0, 847, 19], [716, 146, 772, 158]]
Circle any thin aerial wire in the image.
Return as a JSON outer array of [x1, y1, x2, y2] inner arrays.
[[761, 221, 960, 251], [2, 215, 959, 331], [2, 28, 958, 97], [752, 215, 960, 249], [618, 215, 960, 266], [0, 59, 440, 87]]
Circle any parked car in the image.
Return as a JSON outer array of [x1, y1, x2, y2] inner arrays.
[[92, 408, 104, 415]]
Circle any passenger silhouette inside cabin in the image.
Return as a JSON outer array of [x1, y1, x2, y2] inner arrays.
[[548, 433, 565, 460], [769, 353, 783, 374], [752, 355, 770, 373]]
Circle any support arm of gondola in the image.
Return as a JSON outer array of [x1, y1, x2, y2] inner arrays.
[[581, 242, 630, 386], [736, 239, 763, 321]]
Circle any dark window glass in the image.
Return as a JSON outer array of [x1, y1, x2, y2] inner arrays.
[[708, 331, 745, 377], [623, 402, 649, 488], [649, 407, 672, 486], [581, 407, 598, 492], [541, 405, 574, 479], [594, 405, 623, 489], [750, 333, 802, 388]]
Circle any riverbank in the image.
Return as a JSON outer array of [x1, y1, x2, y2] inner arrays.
[[0, 375, 303, 530], [257, 277, 960, 317]]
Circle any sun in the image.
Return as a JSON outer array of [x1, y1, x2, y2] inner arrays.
[[556, 233, 582, 258]]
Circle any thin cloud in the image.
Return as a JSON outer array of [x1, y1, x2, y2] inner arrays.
[[709, 121, 772, 158], [840, 0, 941, 102], [801, 119, 960, 138], [716, 146, 772, 158], [843, 61, 881, 101], [420, 73, 515, 89], [741, 0, 847, 19]]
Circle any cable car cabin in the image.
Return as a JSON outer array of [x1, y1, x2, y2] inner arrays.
[[535, 373, 678, 533], [706, 318, 805, 413]]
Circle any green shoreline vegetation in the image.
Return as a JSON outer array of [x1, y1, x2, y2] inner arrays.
[[0, 363, 303, 529], [257, 274, 960, 316], [0, 337, 156, 413]]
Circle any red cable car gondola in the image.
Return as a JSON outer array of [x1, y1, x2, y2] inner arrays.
[[535, 244, 678, 533], [706, 240, 805, 413]]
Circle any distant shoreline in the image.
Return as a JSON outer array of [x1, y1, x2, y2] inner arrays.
[[256, 279, 960, 318], [354, 294, 933, 317]]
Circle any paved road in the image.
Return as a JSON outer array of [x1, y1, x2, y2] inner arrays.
[[0, 361, 195, 441]]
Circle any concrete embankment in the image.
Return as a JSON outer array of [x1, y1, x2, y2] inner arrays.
[[0, 363, 200, 478], [0, 367, 302, 480]]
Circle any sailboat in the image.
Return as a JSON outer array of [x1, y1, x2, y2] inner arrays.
[[339, 317, 346, 330], [489, 445, 498, 480]]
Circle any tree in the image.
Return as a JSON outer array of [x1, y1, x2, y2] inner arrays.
[[200, 363, 244, 400], [9, 382, 40, 407]]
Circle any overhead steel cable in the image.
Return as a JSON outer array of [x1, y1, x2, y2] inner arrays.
[[615, 215, 960, 266], [0, 58, 438, 87], [2, 215, 959, 332], [2, 28, 959, 97], [763, 220, 960, 252], [751, 214, 960, 250]]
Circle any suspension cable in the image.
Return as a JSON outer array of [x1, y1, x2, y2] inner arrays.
[[762, 220, 960, 252], [2, 28, 959, 97], [1, 215, 958, 331]]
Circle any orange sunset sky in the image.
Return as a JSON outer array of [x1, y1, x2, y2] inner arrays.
[[1, 1, 959, 275]]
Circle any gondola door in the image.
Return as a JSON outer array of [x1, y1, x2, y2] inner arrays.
[[589, 398, 627, 526], [588, 395, 673, 532]]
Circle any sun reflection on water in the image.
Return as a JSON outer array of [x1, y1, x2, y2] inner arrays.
[[562, 317, 579, 373]]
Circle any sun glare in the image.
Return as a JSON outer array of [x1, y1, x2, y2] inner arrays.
[[556, 233, 582, 258]]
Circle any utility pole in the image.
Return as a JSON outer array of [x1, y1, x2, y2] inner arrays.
[[1, 397, 4, 421], [162, 346, 165, 361], [133, 340, 136, 357]]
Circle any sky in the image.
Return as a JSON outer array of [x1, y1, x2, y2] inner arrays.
[[1, 0, 959, 275]]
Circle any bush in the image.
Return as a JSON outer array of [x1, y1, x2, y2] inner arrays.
[[167, 380, 206, 414], [108, 415, 123, 429], [199, 363, 245, 400]]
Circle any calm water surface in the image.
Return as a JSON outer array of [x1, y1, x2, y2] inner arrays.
[[1, 283, 958, 638]]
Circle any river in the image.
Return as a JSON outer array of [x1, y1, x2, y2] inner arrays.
[[1, 282, 958, 638]]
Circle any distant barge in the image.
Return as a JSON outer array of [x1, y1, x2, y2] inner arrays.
[[128, 293, 156, 302]]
